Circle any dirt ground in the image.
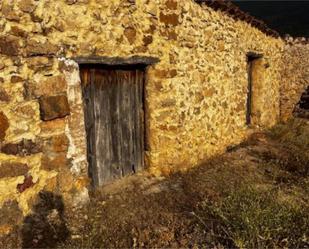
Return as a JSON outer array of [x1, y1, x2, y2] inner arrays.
[[1, 118, 308, 248]]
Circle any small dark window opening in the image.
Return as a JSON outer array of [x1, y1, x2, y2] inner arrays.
[[294, 85, 309, 118], [246, 53, 262, 125]]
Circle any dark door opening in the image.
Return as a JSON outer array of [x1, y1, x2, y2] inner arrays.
[[80, 65, 145, 187], [246, 53, 262, 125], [298, 86, 309, 110], [247, 57, 253, 125], [294, 85, 309, 119]]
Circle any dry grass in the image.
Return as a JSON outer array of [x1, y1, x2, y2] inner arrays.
[[195, 186, 308, 248], [57, 119, 308, 249]]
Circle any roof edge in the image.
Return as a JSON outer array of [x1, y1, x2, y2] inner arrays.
[[285, 35, 309, 45], [195, 0, 280, 38]]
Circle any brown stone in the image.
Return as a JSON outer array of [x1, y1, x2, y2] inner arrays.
[[146, 24, 156, 34], [17, 175, 34, 193], [184, 41, 194, 48], [0, 89, 10, 102], [2, 3, 13, 16], [124, 27, 137, 44], [0, 139, 42, 156], [0, 63, 5, 71], [218, 41, 225, 51], [39, 95, 70, 121], [39, 119, 66, 136], [11, 75, 24, 83], [0, 36, 21, 56], [51, 134, 69, 152], [6, 13, 21, 22], [10, 26, 28, 38], [0, 112, 9, 142], [235, 101, 245, 112], [166, 0, 178, 10], [41, 153, 70, 171], [0, 162, 29, 178], [169, 69, 177, 77], [160, 29, 178, 40], [2, 3, 21, 22], [18, 0, 36, 13], [43, 134, 69, 153], [159, 13, 180, 26], [32, 75, 67, 97], [154, 69, 169, 78], [143, 35, 153, 46], [169, 30, 178, 40], [26, 39, 59, 56]]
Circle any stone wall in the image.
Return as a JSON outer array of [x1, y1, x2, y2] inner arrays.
[[0, 0, 284, 232], [281, 38, 309, 121]]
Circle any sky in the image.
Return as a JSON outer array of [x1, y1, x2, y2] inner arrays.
[[232, 1, 309, 37]]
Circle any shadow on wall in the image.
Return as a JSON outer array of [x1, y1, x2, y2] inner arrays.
[[21, 191, 69, 249]]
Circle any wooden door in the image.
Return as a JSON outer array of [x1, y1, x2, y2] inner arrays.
[[247, 54, 263, 126], [80, 65, 145, 186]]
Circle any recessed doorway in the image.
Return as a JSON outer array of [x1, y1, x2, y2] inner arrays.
[[246, 53, 263, 126], [80, 65, 145, 187]]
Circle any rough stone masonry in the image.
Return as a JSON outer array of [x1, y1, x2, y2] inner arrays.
[[0, 0, 308, 234]]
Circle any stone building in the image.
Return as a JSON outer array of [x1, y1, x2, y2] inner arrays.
[[0, 0, 308, 233], [281, 37, 309, 120]]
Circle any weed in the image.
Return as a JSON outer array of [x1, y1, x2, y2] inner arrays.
[[268, 119, 309, 176]]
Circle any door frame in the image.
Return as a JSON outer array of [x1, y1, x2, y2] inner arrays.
[[75, 56, 159, 186], [74, 55, 159, 66]]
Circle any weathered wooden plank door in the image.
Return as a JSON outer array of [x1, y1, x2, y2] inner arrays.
[[80, 65, 145, 186]]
